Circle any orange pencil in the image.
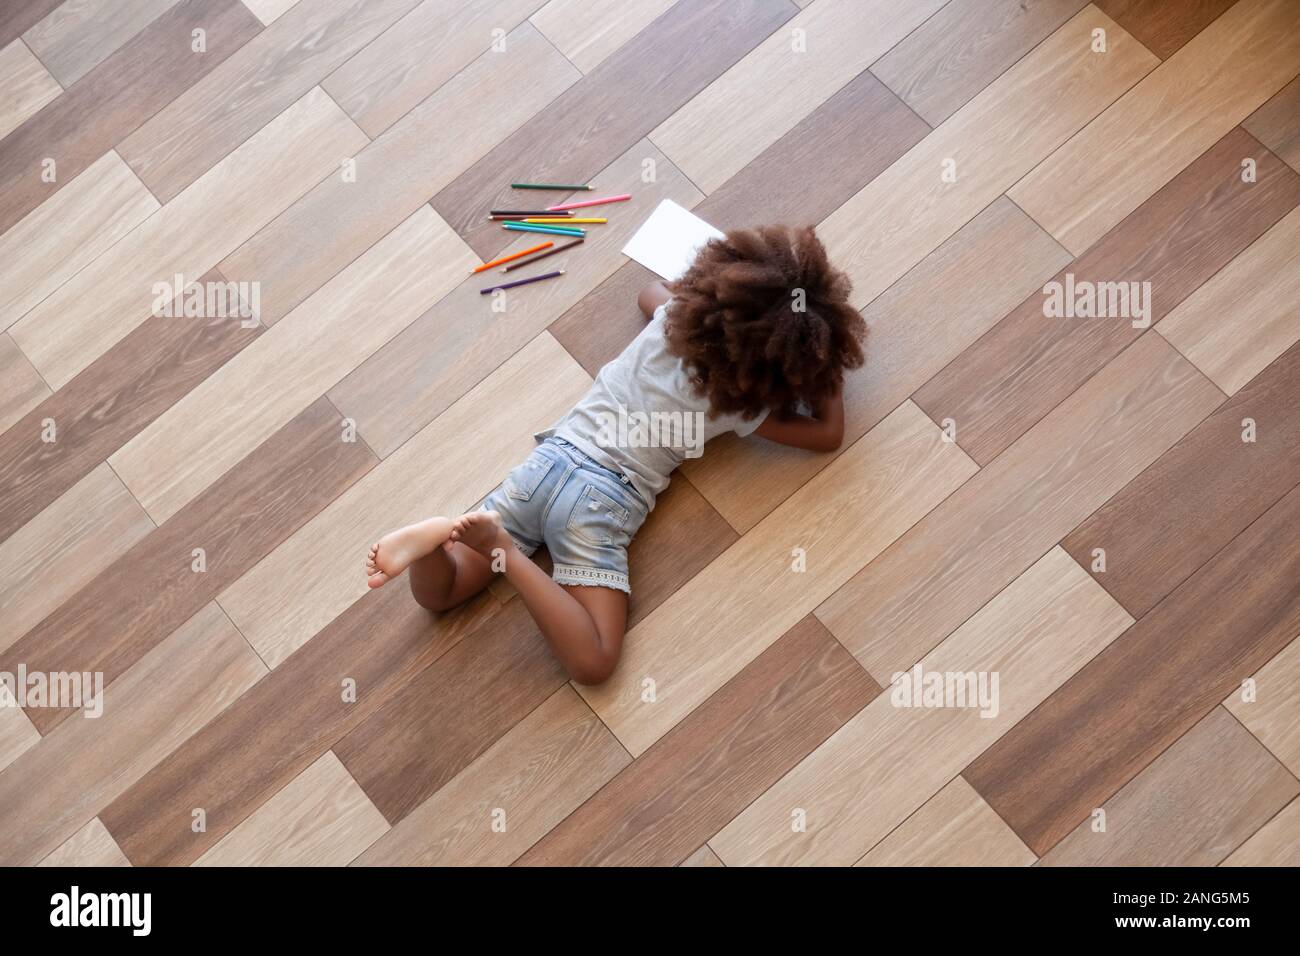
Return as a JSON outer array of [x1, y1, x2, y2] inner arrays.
[[472, 241, 552, 273]]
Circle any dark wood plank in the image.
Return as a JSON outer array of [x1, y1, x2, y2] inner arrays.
[[0, 270, 258, 544], [966, 480, 1300, 855], [1243, 75, 1300, 173], [1064, 339, 1300, 618], [0, 0, 63, 49], [0, 0, 261, 234], [516, 616, 878, 866], [3, 397, 375, 736], [913, 127, 1300, 465], [1095, 0, 1240, 59], [430, 0, 798, 260]]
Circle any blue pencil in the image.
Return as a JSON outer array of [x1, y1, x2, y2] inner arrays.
[[479, 269, 565, 294], [502, 222, 585, 237]]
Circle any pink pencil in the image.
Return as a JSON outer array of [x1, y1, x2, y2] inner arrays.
[[545, 193, 631, 212]]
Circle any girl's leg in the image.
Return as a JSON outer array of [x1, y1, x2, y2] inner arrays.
[[366, 516, 496, 612]]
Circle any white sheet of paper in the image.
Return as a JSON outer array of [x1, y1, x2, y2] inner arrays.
[[621, 199, 724, 281]]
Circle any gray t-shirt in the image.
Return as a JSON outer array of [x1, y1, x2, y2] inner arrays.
[[536, 304, 768, 510]]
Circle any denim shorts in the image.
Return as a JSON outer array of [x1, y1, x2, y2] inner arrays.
[[480, 437, 649, 594]]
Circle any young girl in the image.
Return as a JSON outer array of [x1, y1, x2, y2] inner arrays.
[[365, 225, 865, 684]]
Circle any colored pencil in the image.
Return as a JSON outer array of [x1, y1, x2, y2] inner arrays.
[[479, 269, 564, 294], [472, 241, 552, 273], [488, 209, 574, 216], [511, 183, 593, 190], [502, 238, 584, 272], [522, 217, 606, 224], [502, 222, 585, 237], [545, 194, 631, 212]]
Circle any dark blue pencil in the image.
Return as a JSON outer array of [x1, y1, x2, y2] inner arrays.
[[479, 269, 565, 294]]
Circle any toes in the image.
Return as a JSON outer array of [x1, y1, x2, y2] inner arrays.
[[367, 570, 390, 589]]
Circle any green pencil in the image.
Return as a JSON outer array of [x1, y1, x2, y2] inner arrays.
[[502, 222, 586, 237], [510, 183, 593, 190]]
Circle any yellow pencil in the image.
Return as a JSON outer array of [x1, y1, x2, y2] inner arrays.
[[521, 217, 607, 224]]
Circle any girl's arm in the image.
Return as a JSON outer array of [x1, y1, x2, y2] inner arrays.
[[753, 381, 845, 452], [638, 280, 671, 319]]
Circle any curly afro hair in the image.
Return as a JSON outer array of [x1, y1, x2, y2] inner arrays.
[[664, 225, 865, 422]]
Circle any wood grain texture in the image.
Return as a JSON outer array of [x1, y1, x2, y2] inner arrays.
[[241, 0, 302, 24], [330, 140, 698, 457], [221, 22, 573, 326], [0, 703, 40, 775], [914, 126, 1300, 466], [1225, 635, 1300, 775], [649, 0, 944, 194], [855, 777, 1036, 867], [820, 6, 1157, 309], [0, 271, 259, 545], [0, 603, 265, 866], [38, 818, 131, 867], [0, 464, 153, 652], [0, 333, 48, 433], [194, 752, 389, 866], [1063, 339, 1300, 618], [0, 150, 159, 331], [1010, 0, 1300, 255], [1222, 797, 1300, 866], [580, 402, 977, 757], [111, 207, 473, 523], [320, 0, 545, 137], [681, 845, 724, 867], [0, 0, 63, 48], [530, 0, 677, 74], [1095, 0, 1241, 59], [1244, 75, 1300, 171], [432, 0, 796, 259], [518, 616, 879, 866], [0, 37, 61, 138], [966, 480, 1300, 855], [820, 334, 1223, 684], [117, 0, 420, 203], [871, 0, 1088, 125], [355, 686, 628, 866], [1158, 203, 1300, 394], [4, 398, 375, 737], [10, 86, 366, 389], [1039, 708, 1299, 865], [713, 548, 1132, 866], [22, 0, 180, 87], [0, 0, 260, 235]]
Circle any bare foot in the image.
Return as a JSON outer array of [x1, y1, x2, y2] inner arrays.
[[449, 510, 511, 560], [366, 516, 454, 589]]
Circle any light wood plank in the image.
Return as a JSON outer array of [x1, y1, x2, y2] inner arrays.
[[241, 0, 301, 25], [0, 334, 49, 433], [649, 0, 947, 193], [9, 86, 367, 390], [22, 0, 180, 86], [1244, 75, 1300, 172], [531, 0, 678, 74], [0, 38, 61, 138], [579, 401, 977, 757], [1157, 204, 1300, 395], [0, 704, 39, 775], [817, 333, 1224, 685], [856, 777, 1036, 867], [195, 751, 388, 866], [1222, 797, 1300, 867], [1095, 0, 1241, 60], [0, 464, 153, 651], [0, 151, 159, 330], [0, 603, 266, 866], [111, 206, 474, 523], [821, 5, 1156, 309], [38, 818, 131, 867], [219, 332, 592, 667], [712, 548, 1132, 866], [354, 687, 628, 865], [1225, 636, 1300, 776], [0, 1, 63, 48], [681, 845, 724, 867], [1010, 0, 1300, 255]]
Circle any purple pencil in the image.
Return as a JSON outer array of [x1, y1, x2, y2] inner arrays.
[[479, 268, 565, 294]]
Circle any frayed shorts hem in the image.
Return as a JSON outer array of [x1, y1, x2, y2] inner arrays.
[[552, 563, 631, 595]]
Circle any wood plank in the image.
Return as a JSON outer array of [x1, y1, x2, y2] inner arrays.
[[1224, 635, 1300, 776], [329, 140, 699, 457], [518, 616, 878, 866], [1095, 0, 1241, 59], [9, 86, 367, 390], [648, 0, 944, 195], [0, 37, 61, 138], [110, 207, 474, 523], [241, 0, 302, 25], [1039, 708, 1298, 864], [683, 197, 1068, 533], [966, 480, 1300, 855], [821, 6, 1157, 309], [871, 0, 1088, 126], [0, 150, 159, 331], [0, 0, 63, 48], [1010, 0, 1300, 255], [913, 127, 1300, 466], [855, 777, 1036, 867], [432, 0, 796, 259], [712, 548, 1132, 865], [0, 0, 260, 235], [4, 398, 375, 737], [220, 332, 591, 667], [1158, 204, 1300, 394], [117, 0, 420, 203], [220, 22, 575, 326], [530, 0, 678, 74], [0, 333, 49, 433], [1244, 75, 1300, 172], [1063, 339, 1300, 618], [580, 401, 977, 757], [820, 334, 1223, 684], [681, 845, 724, 867], [38, 818, 131, 867], [0, 703, 39, 775], [22, 0, 180, 87], [1222, 797, 1300, 866], [353, 686, 628, 864], [320, 0, 545, 137], [194, 752, 388, 866], [0, 464, 153, 653]]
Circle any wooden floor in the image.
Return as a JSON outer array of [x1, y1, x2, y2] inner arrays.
[[2, 0, 1298, 867]]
